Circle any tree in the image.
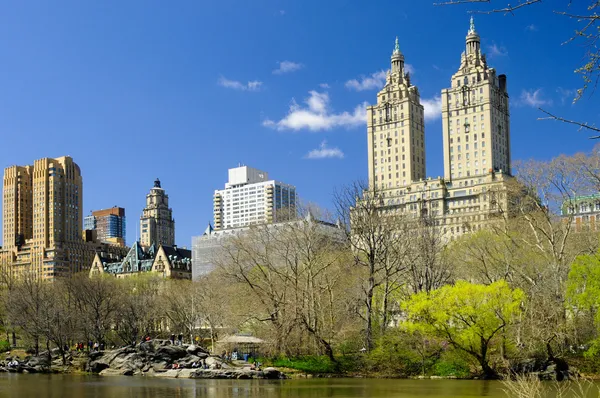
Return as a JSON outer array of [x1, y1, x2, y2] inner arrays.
[[334, 181, 413, 351], [566, 252, 600, 355], [215, 211, 355, 360], [403, 280, 524, 378], [114, 275, 161, 345], [64, 273, 121, 345]]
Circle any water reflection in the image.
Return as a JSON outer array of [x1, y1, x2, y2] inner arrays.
[[0, 374, 538, 398]]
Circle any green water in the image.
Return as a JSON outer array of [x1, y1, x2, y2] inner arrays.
[[0, 374, 511, 397]]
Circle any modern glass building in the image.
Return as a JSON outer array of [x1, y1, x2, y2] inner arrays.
[[84, 207, 126, 246]]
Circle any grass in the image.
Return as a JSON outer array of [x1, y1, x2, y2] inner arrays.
[[268, 356, 340, 374]]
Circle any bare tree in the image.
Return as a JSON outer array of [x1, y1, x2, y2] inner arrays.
[[334, 181, 413, 351], [64, 273, 121, 346]]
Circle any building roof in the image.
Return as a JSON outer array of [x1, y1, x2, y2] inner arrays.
[[218, 335, 265, 344]]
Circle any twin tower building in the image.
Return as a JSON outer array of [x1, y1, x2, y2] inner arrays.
[[368, 18, 512, 238]]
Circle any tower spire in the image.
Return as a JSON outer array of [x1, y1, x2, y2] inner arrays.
[[393, 36, 400, 55], [468, 16, 476, 34]]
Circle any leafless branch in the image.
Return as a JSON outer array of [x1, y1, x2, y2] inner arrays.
[[433, 0, 542, 14], [537, 108, 600, 138]]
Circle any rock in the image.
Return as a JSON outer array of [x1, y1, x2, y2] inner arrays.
[[205, 357, 223, 367], [262, 367, 285, 379], [186, 345, 209, 356], [176, 355, 201, 369], [100, 368, 134, 376], [26, 355, 51, 368], [88, 360, 109, 373], [154, 345, 187, 362], [152, 361, 169, 372], [177, 369, 195, 378], [153, 369, 181, 378]]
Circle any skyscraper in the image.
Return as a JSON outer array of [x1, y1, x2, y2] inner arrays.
[[139, 178, 175, 248], [212, 166, 297, 230], [363, 20, 513, 241], [367, 37, 426, 190], [1, 156, 126, 279], [84, 207, 126, 247], [442, 17, 510, 180]]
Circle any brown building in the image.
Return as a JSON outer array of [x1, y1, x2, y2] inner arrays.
[[84, 206, 126, 247], [0, 156, 127, 280]]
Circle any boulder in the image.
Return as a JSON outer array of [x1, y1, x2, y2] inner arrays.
[[205, 357, 223, 367], [186, 345, 209, 356], [100, 368, 134, 376], [153, 369, 181, 378], [176, 355, 201, 369], [154, 345, 187, 362], [262, 367, 285, 379]]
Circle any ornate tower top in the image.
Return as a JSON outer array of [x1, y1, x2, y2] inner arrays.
[[154, 178, 161, 188], [468, 16, 477, 35], [391, 36, 405, 74], [393, 36, 400, 55]]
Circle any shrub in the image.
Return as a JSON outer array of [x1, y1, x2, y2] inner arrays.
[[432, 350, 472, 378], [0, 340, 11, 353]]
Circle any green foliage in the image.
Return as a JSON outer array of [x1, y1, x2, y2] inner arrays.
[[271, 356, 338, 373], [566, 253, 600, 357], [367, 327, 445, 376], [403, 280, 523, 376], [432, 350, 472, 378], [0, 340, 10, 353]]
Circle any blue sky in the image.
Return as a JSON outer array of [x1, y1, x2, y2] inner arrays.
[[0, 0, 597, 247]]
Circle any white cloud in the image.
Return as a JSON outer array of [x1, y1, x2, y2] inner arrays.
[[305, 140, 344, 159], [319, 83, 330, 89], [520, 88, 552, 107], [263, 90, 367, 132], [279, 10, 285, 15], [526, 24, 538, 32], [273, 61, 304, 75], [345, 65, 414, 91], [218, 76, 263, 91], [556, 87, 575, 105], [422, 96, 442, 121], [486, 43, 508, 58], [345, 70, 387, 91]]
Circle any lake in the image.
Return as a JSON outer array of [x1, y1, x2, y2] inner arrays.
[[0, 374, 512, 397]]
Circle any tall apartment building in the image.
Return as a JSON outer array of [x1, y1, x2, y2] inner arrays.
[[84, 206, 126, 247], [140, 178, 175, 248], [213, 166, 297, 230], [367, 37, 426, 189], [364, 19, 513, 241], [442, 17, 510, 180], [0, 156, 127, 279]]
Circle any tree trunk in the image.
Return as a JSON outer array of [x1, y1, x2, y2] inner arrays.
[[365, 272, 375, 351]]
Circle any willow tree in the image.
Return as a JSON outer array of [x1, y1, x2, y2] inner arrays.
[[404, 280, 524, 379]]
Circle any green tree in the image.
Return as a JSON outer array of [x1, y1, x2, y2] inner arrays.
[[566, 253, 600, 355], [403, 280, 524, 378]]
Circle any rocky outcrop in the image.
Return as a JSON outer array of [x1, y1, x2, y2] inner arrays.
[[510, 357, 578, 381], [86, 339, 286, 379]]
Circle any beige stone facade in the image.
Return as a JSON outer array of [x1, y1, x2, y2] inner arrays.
[[367, 38, 426, 190], [0, 156, 127, 279], [442, 18, 510, 180], [364, 19, 514, 241], [140, 178, 175, 248]]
